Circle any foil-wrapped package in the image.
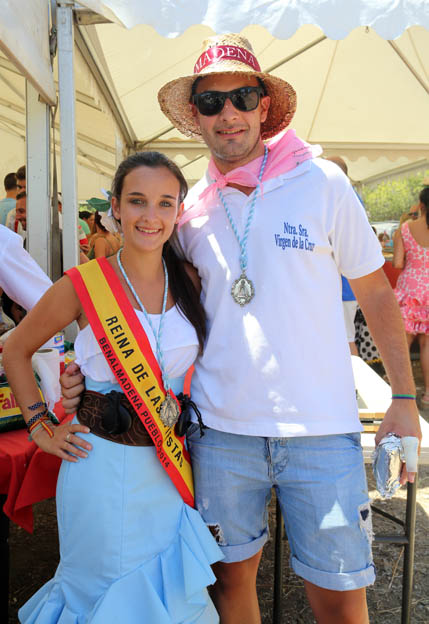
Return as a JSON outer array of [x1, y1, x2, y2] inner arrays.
[[373, 433, 402, 499]]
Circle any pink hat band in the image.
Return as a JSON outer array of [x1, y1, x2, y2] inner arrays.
[[193, 45, 261, 74]]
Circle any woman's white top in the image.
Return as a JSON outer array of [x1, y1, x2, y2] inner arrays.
[[75, 305, 198, 383]]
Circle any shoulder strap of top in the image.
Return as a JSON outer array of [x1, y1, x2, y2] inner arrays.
[[401, 221, 412, 245]]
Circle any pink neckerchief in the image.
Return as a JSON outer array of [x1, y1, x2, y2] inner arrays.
[[179, 129, 322, 227]]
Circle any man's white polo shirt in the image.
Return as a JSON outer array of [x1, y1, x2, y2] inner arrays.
[[178, 158, 384, 437]]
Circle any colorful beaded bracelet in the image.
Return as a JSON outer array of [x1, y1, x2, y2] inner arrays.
[[28, 400, 47, 412], [28, 419, 54, 441], [28, 415, 50, 434], [27, 410, 49, 430]]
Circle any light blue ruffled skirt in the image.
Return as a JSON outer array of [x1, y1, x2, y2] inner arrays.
[[19, 380, 222, 623]]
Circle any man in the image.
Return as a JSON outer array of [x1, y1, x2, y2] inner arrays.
[[5, 165, 25, 232], [8, 190, 27, 242], [0, 172, 17, 225], [78, 210, 94, 236], [15, 191, 26, 229], [16, 164, 26, 192], [408, 205, 419, 220], [63, 34, 421, 624]]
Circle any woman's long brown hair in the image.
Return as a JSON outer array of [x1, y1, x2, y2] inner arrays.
[[111, 151, 206, 351]]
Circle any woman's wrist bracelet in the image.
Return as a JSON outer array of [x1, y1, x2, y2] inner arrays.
[[27, 410, 59, 433], [27, 410, 48, 430], [392, 394, 416, 400], [28, 422, 44, 441], [40, 420, 55, 438], [28, 415, 50, 434], [28, 400, 47, 412], [28, 420, 55, 441]]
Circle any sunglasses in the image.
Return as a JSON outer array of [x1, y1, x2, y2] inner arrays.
[[191, 86, 265, 116], [408, 212, 418, 218]]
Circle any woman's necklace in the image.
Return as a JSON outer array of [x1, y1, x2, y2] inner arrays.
[[217, 145, 269, 306], [116, 248, 180, 427]]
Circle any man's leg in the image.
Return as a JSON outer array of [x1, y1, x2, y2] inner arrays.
[[186, 425, 272, 624], [304, 583, 369, 624], [274, 433, 374, 623], [210, 550, 263, 624]]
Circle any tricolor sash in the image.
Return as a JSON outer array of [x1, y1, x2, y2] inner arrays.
[[66, 258, 194, 507]]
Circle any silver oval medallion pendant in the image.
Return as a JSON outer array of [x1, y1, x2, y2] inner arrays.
[[159, 392, 180, 427], [231, 273, 255, 306]]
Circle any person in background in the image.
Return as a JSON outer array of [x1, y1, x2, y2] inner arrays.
[[5, 165, 25, 231], [16, 165, 26, 192], [14, 191, 27, 242], [87, 211, 121, 259], [393, 187, 429, 406], [78, 213, 91, 236], [57, 194, 90, 258], [408, 205, 420, 220], [378, 232, 391, 250], [0, 172, 17, 225], [79, 210, 95, 234], [393, 211, 415, 248], [1, 292, 26, 326], [326, 156, 360, 355]]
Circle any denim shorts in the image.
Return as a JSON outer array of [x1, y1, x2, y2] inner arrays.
[[186, 426, 375, 591]]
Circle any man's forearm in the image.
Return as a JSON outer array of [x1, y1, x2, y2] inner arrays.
[[352, 271, 415, 394]]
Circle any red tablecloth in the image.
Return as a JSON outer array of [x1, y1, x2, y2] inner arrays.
[[0, 403, 71, 533], [383, 260, 402, 289]]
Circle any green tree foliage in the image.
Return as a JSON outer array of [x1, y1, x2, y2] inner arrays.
[[361, 170, 429, 221]]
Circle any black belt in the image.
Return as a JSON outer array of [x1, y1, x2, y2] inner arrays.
[[77, 390, 154, 446]]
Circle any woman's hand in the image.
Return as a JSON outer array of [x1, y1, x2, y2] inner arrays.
[[32, 420, 92, 462]]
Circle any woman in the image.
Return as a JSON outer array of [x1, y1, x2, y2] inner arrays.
[[88, 211, 122, 258], [4, 152, 222, 623], [393, 187, 429, 405]]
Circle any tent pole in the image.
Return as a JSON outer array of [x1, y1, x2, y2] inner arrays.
[[26, 81, 51, 276], [57, 0, 79, 275], [388, 41, 429, 97]]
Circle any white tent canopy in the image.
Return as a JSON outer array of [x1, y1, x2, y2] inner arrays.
[[0, 0, 427, 193], [75, 18, 429, 185], [0, 0, 55, 105], [80, 0, 429, 39], [0, 44, 118, 199], [0, 0, 428, 274]]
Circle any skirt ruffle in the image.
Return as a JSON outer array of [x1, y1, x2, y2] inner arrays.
[[19, 415, 222, 624], [395, 291, 429, 335], [19, 505, 220, 624]]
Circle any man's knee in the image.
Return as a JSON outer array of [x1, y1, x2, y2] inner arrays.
[[304, 582, 369, 624], [212, 549, 263, 589]]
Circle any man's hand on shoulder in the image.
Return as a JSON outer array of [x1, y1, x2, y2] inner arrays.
[[60, 361, 85, 413]]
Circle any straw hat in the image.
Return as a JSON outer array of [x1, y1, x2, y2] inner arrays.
[[158, 33, 296, 141]]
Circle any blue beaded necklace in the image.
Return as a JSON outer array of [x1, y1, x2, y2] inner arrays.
[[116, 248, 180, 426], [217, 145, 269, 305]]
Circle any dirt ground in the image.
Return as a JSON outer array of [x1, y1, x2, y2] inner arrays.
[[8, 360, 429, 623]]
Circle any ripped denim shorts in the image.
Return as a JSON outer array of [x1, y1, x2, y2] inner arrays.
[[186, 425, 375, 591]]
